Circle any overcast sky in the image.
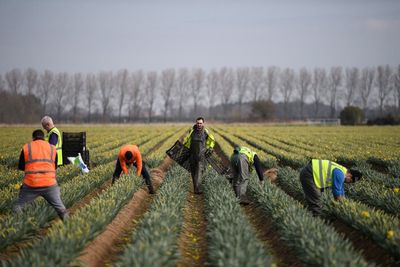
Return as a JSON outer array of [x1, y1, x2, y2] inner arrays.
[[0, 0, 399, 73]]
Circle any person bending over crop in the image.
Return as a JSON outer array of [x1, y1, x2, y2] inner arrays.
[[230, 144, 278, 205], [112, 144, 155, 194], [299, 159, 362, 216]]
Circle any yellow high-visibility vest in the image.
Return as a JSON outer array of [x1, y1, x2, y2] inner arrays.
[[312, 159, 347, 189], [45, 127, 63, 166], [239, 146, 256, 165], [183, 127, 215, 149]]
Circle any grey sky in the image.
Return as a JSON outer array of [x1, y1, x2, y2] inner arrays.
[[0, 0, 399, 73]]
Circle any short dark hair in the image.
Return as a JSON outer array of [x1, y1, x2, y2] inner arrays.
[[349, 169, 363, 183], [233, 144, 241, 153], [32, 129, 44, 140], [196, 117, 205, 122], [125, 151, 133, 160]]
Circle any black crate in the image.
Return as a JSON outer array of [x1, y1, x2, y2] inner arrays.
[[62, 132, 90, 167]]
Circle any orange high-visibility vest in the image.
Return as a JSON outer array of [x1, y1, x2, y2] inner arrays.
[[23, 140, 57, 187], [118, 144, 142, 176]]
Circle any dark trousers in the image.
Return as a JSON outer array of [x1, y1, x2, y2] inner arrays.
[[299, 162, 323, 216], [231, 153, 250, 200], [253, 154, 264, 181], [190, 157, 204, 194], [13, 184, 69, 220], [112, 158, 154, 193]]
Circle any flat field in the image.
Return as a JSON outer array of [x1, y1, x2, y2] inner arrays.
[[0, 125, 399, 266]]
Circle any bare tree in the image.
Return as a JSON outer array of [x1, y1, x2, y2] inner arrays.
[[160, 68, 175, 122], [71, 73, 83, 122], [206, 69, 219, 119], [265, 66, 279, 101], [189, 68, 205, 116], [24, 68, 38, 95], [219, 67, 234, 115], [98, 71, 114, 122], [116, 69, 129, 122], [344, 67, 359, 106], [279, 68, 295, 120], [235, 67, 250, 120], [0, 74, 5, 91], [128, 70, 144, 121], [327, 66, 342, 118], [312, 68, 327, 117], [394, 65, 400, 112], [176, 68, 189, 121], [376, 65, 393, 115], [145, 71, 158, 122], [38, 70, 54, 115], [53, 72, 70, 121], [5, 68, 23, 94], [249, 67, 264, 102], [85, 73, 97, 123], [359, 67, 375, 113], [297, 67, 311, 119]]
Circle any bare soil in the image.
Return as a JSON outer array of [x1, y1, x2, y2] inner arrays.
[[329, 218, 399, 266], [75, 156, 174, 267], [176, 182, 208, 267], [243, 202, 303, 267], [0, 179, 111, 262]]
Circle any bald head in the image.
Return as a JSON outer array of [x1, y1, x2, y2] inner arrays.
[[41, 116, 54, 131]]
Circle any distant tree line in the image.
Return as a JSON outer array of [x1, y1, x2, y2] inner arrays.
[[0, 65, 399, 123]]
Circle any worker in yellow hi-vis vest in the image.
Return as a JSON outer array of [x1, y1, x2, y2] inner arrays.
[[300, 159, 362, 216], [230, 144, 277, 205], [183, 117, 215, 194], [41, 116, 63, 166]]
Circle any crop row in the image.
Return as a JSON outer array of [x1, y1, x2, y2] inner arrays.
[[216, 130, 400, 215], [276, 167, 400, 262], [3, 171, 143, 267], [0, 129, 167, 213], [114, 166, 189, 266], [203, 169, 273, 267], [237, 126, 399, 170], [247, 174, 370, 266], [0, 162, 115, 251], [212, 127, 278, 169], [0, 128, 178, 251]]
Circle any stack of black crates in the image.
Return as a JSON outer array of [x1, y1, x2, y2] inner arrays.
[[62, 132, 90, 167]]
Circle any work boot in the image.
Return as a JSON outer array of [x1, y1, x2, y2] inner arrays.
[[144, 176, 155, 194], [59, 210, 69, 221], [194, 188, 203, 194], [148, 184, 155, 194], [233, 185, 240, 198], [239, 196, 251, 205]]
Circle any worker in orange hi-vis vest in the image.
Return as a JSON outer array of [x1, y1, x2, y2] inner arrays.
[[112, 144, 155, 194], [13, 129, 69, 221]]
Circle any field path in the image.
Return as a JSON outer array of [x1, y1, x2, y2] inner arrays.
[[75, 156, 174, 267], [176, 181, 208, 267]]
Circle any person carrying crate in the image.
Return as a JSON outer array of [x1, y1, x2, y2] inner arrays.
[[183, 117, 215, 194]]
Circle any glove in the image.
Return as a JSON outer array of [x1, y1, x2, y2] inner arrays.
[[264, 168, 278, 183]]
